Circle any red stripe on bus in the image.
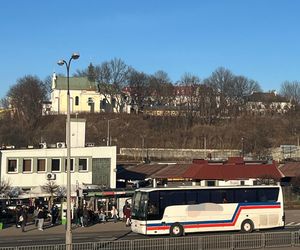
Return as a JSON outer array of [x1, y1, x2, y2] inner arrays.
[[146, 205, 281, 231]]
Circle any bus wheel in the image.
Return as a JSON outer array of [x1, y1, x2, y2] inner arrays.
[[241, 219, 254, 233], [170, 223, 184, 237]]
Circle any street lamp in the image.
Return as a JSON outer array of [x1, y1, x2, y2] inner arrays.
[[241, 137, 244, 158], [107, 118, 119, 146], [57, 53, 80, 249]]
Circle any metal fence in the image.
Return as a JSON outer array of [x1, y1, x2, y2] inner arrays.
[[1, 231, 300, 250]]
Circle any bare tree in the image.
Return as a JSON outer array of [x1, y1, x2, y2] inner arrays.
[[204, 67, 261, 118], [5, 75, 48, 129], [97, 58, 131, 112], [75, 59, 131, 113], [195, 84, 218, 125], [128, 70, 150, 112], [176, 73, 201, 128], [280, 81, 300, 104], [148, 71, 174, 106], [0, 179, 11, 198], [56, 186, 67, 201], [42, 181, 59, 207]]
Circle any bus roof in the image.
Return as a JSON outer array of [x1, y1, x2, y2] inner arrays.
[[135, 185, 280, 192]]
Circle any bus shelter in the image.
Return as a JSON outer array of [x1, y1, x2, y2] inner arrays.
[[82, 188, 134, 218]]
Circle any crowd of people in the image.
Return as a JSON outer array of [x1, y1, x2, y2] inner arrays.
[[13, 201, 132, 232], [15, 204, 60, 232], [74, 202, 131, 227]]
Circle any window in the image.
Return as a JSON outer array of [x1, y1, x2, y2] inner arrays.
[[8, 159, 17, 173], [147, 191, 160, 220], [51, 159, 60, 172], [88, 97, 94, 104], [65, 158, 74, 172], [100, 99, 107, 109], [197, 190, 210, 203], [257, 188, 279, 202], [159, 190, 185, 214], [112, 98, 116, 108], [235, 189, 257, 203], [75, 96, 79, 106], [186, 190, 198, 204], [210, 190, 224, 203], [37, 159, 46, 172], [79, 158, 88, 171], [23, 159, 32, 172], [207, 180, 216, 186]]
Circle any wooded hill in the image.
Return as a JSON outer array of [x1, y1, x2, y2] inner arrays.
[[1, 110, 299, 159]]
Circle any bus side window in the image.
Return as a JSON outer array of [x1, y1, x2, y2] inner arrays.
[[235, 189, 257, 203], [197, 190, 210, 203], [258, 188, 278, 202], [186, 190, 197, 204], [210, 190, 223, 203]]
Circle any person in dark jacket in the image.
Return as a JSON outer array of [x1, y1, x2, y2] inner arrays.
[[15, 206, 21, 228], [51, 205, 59, 225], [83, 206, 89, 227], [76, 206, 84, 227], [37, 207, 45, 231], [20, 205, 28, 232]]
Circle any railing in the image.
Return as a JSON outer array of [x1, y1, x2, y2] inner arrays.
[[1, 231, 300, 250]]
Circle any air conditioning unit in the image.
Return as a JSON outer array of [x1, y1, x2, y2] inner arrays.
[[46, 173, 56, 180], [39, 142, 47, 149], [56, 142, 66, 148]]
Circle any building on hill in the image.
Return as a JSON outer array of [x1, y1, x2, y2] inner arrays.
[[244, 91, 292, 115], [49, 73, 131, 114]]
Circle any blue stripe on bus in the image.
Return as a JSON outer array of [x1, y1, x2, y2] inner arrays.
[[146, 202, 280, 227]]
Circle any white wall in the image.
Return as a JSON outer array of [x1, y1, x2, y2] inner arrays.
[[70, 119, 86, 147]]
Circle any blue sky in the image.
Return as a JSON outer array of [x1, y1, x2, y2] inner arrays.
[[1, 0, 300, 98]]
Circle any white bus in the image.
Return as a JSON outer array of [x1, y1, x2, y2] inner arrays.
[[131, 185, 284, 236]]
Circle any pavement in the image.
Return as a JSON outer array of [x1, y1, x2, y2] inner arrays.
[[0, 220, 131, 237]]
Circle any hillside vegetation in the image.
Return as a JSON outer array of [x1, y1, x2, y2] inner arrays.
[[1, 110, 300, 159]]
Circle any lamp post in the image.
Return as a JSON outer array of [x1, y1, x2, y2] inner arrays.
[[241, 137, 244, 158], [107, 118, 119, 146], [57, 53, 80, 249]]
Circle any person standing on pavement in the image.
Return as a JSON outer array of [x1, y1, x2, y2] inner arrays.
[[77, 206, 84, 227], [98, 207, 106, 223], [83, 206, 89, 227], [51, 205, 59, 225], [124, 203, 131, 227], [20, 205, 28, 232], [15, 206, 21, 228], [37, 206, 44, 231], [111, 206, 118, 223], [33, 206, 39, 227]]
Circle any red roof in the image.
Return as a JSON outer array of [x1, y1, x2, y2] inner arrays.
[[183, 158, 284, 180], [150, 164, 190, 179], [279, 162, 300, 177], [117, 163, 191, 180]]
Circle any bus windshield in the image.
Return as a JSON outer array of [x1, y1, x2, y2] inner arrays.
[[131, 191, 148, 220]]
